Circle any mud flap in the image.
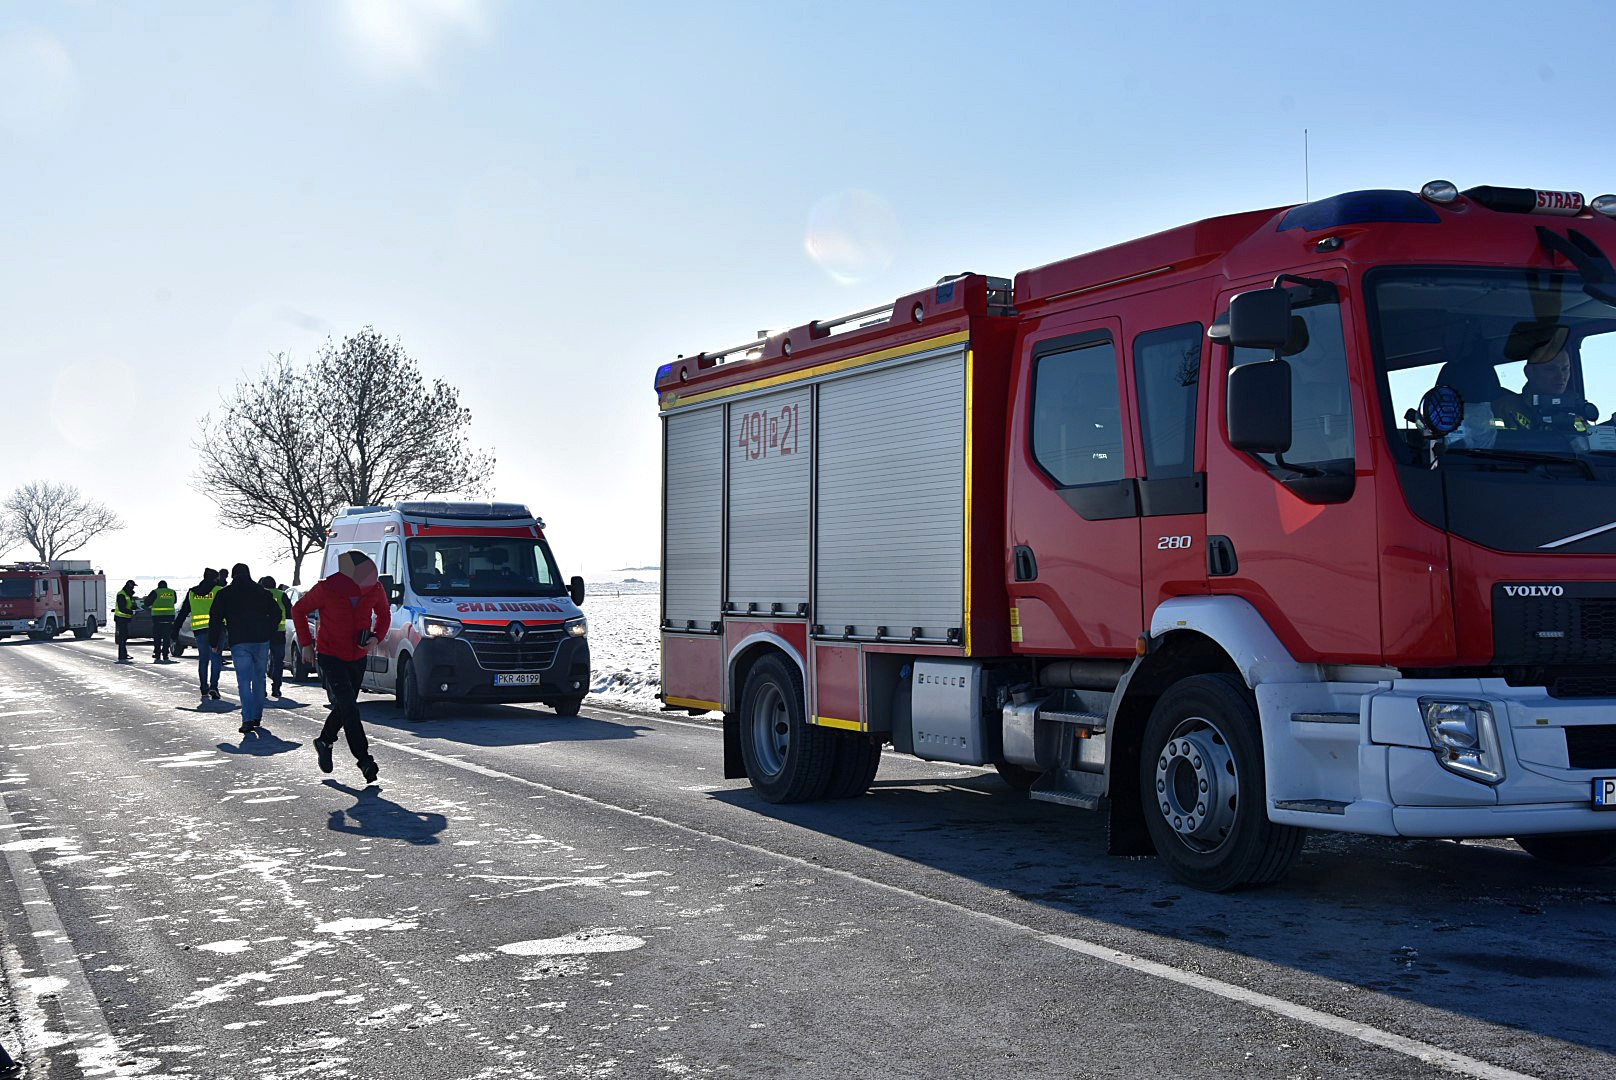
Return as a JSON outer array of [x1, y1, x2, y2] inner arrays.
[[723, 712, 746, 779]]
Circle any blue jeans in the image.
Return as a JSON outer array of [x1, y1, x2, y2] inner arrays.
[[196, 636, 223, 690], [232, 641, 270, 726]]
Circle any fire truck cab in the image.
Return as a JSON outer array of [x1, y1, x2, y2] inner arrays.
[[319, 502, 590, 720], [656, 182, 1616, 890], [0, 561, 106, 641]]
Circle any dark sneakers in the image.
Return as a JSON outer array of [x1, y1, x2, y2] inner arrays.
[[208, 686, 221, 700], [359, 757, 379, 784], [313, 738, 334, 774]]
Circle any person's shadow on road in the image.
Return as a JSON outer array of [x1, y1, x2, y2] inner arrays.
[[217, 727, 302, 756], [323, 780, 447, 845]]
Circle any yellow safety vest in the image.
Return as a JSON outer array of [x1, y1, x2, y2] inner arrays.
[[150, 588, 177, 616], [269, 588, 289, 632], [189, 587, 218, 630], [115, 590, 135, 620]]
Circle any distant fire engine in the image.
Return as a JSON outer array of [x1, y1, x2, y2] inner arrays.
[[0, 561, 106, 641], [656, 182, 1616, 889]]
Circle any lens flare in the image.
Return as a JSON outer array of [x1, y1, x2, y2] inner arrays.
[[804, 189, 900, 286]]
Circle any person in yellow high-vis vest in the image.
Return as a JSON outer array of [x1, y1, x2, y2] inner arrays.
[[260, 575, 292, 697], [145, 580, 177, 663], [114, 580, 137, 662], [172, 568, 223, 703]]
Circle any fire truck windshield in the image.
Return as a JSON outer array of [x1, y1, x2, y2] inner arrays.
[[0, 579, 36, 599], [1369, 267, 1616, 467], [404, 537, 565, 598]]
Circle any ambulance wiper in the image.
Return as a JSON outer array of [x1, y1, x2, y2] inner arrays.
[[1439, 445, 1595, 479]]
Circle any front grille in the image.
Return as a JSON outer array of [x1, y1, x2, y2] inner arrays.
[[1550, 673, 1616, 698], [1581, 600, 1616, 641], [461, 627, 565, 672], [1567, 725, 1616, 769]]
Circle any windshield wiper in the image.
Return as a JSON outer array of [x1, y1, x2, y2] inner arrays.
[[1438, 445, 1596, 478]]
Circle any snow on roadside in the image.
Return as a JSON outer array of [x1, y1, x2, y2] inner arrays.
[[578, 575, 663, 712]]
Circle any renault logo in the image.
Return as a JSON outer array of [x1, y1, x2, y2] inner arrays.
[[507, 621, 527, 642]]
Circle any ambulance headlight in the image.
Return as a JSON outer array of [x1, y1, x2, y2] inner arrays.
[[416, 615, 462, 639], [1420, 699, 1505, 784], [565, 617, 588, 638]]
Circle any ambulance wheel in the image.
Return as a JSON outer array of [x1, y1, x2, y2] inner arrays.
[[739, 654, 834, 803], [995, 762, 1040, 792], [824, 732, 882, 799], [398, 657, 429, 723], [1514, 833, 1616, 866], [1140, 674, 1305, 892], [552, 695, 584, 718]]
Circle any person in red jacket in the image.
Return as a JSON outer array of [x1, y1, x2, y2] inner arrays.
[[292, 550, 390, 783]]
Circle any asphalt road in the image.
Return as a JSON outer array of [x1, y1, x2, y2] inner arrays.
[[0, 634, 1613, 1080]]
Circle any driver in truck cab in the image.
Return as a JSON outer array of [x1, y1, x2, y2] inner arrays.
[[1493, 327, 1602, 432]]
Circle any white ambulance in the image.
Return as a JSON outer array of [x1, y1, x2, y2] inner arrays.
[[318, 501, 589, 721]]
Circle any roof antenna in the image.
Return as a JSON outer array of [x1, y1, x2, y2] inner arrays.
[[1304, 128, 1310, 202]]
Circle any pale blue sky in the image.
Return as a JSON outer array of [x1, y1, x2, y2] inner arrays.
[[3, 1, 1613, 583]]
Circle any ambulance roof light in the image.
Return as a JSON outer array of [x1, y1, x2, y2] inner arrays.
[[1420, 180, 1459, 204]]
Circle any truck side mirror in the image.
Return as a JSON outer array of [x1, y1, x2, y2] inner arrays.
[[569, 576, 586, 606], [1228, 288, 1294, 351], [1227, 359, 1293, 453]]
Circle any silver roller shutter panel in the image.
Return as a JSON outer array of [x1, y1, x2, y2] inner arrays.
[[663, 407, 724, 627], [727, 388, 811, 610], [816, 349, 966, 638]]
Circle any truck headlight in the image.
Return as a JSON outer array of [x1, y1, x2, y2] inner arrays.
[[565, 617, 588, 638], [1420, 699, 1505, 785], [416, 615, 462, 639]]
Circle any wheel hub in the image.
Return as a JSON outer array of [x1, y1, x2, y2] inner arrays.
[[1154, 719, 1238, 852], [749, 684, 790, 777]]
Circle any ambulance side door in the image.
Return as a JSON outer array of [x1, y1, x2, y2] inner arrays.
[[366, 538, 407, 691]]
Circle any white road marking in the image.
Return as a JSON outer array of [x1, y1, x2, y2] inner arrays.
[[0, 790, 147, 1077], [0, 710, 50, 719]]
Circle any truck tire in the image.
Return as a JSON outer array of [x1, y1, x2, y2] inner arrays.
[[72, 617, 96, 640], [398, 657, 429, 723], [1514, 833, 1616, 866], [995, 762, 1040, 792], [552, 695, 585, 718], [1140, 673, 1305, 891], [738, 654, 835, 803], [824, 732, 882, 799]]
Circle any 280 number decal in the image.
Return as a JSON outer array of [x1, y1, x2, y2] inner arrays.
[[1157, 535, 1193, 550], [737, 404, 802, 461]]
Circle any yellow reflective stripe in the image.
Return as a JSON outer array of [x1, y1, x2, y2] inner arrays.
[[815, 715, 863, 732], [664, 696, 721, 712]]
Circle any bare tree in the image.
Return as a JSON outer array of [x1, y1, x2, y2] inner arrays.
[[195, 329, 494, 585], [1, 482, 124, 562]]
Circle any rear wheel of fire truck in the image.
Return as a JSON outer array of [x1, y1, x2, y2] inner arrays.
[[1140, 674, 1305, 891], [824, 732, 882, 799], [397, 657, 429, 722], [73, 617, 96, 641], [739, 654, 835, 803], [1513, 833, 1616, 866]]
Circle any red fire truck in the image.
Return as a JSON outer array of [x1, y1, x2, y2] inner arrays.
[[656, 181, 1616, 890], [0, 561, 107, 641]]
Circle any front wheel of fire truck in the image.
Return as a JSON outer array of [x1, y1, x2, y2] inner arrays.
[[1514, 833, 1616, 866], [1140, 674, 1305, 891], [738, 654, 835, 803]]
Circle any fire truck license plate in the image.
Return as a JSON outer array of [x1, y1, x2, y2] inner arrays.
[[494, 673, 544, 686], [1595, 778, 1616, 809]]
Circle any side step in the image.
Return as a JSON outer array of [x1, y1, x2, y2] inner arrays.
[[1272, 799, 1349, 815], [1030, 767, 1105, 812]]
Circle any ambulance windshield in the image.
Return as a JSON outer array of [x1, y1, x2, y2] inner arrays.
[[1369, 267, 1616, 466], [405, 537, 565, 598]]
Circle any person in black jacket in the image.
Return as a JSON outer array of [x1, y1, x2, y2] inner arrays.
[[211, 563, 283, 733]]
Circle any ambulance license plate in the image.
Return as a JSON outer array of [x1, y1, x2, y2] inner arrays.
[[1595, 778, 1616, 809], [493, 673, 544, 686]]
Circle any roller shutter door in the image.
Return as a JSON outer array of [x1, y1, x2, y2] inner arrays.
[[816, 349, 965, 639], [663, 407, 723, 628], [727, 388, 811, 611]]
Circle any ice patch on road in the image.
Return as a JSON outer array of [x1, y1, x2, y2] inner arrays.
[[496, 930, 646, 957], [142, 750, 222, 768], [261, 989, 346, 1007], [0, 836, 75, 853], [197, 939, 252, 954], [314, 917, 416, 934]]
